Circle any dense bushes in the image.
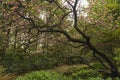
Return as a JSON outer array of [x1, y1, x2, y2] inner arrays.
[[0, 45, 85, 74], [71, 69, 120, 80], [16, 70, 120, 80], [0, 52, 61, 73], [16, 70, 70, 80], [71, 69, 100, 79]]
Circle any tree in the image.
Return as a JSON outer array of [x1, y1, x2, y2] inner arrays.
[[0, 0, 120, 78]]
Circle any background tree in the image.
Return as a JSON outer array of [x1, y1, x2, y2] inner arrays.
[[0, 0, 120, 78]]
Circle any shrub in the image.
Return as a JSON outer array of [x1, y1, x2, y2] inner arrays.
[[71, 69, 99, 79], [1, 52, 60, 73], [88, 77, 103, 80], [92, 62, 104, 69], [89, 77, 120, 80], [16, 70, 71, 80], [71, 69, 120, 80]]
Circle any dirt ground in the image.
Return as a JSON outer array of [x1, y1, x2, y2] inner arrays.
[[0, 74, 17, 80], [0, 66, 17, 80]]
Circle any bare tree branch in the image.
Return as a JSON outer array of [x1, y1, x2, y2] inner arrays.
[[38, 29, 85, 43]]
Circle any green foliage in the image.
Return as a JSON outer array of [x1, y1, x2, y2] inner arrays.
[[71, 69, 120, 80], [92, 62, 104, 69], [71, 69, 100, 79], [88, 77, 120, 80], [1, 0, 120, 79], [15, 70, 120, 80], [105, 0, 120, 20], [16, 71, 70, 80], [114, 48, 120, 65], [106, 2, 119, 9], [101, 28, 120, 45], [88, 77, 103, 80], [0, 51, 60, 73]]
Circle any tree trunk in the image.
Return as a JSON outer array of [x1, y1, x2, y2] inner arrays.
[[86, 38, 120, 78]]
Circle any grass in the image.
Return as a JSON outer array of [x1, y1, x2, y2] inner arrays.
[[52, 64, 89, 75], [0, 64, 88, 80]]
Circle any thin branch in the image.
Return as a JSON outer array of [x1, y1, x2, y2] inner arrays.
[[66, 0, 74, 8], [38, 29, 85, 44], [57, 40, 84, 48], [93, 51, 110, 69], [79, 56, 110, 74], [54, 1, 65, 13], [16, 11, 36, 27], [72, 0, 89, 39]]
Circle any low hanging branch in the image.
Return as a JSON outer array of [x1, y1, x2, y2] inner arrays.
[[15, 0, 120, 78]]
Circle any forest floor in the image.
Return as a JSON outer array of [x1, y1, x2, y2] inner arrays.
[[0, 64, 88, 80], [0, 74, 17, 80], [0, 66, 16, 80]]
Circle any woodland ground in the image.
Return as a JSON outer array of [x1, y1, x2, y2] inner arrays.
[[0, 64, 88, 80]]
